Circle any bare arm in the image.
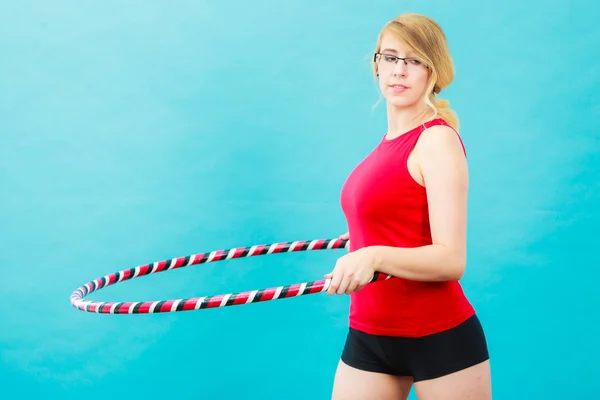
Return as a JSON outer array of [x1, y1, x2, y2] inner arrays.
[[370, 125, 469, 282]]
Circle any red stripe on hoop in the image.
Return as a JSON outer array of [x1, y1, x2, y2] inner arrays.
[[172, 257, 187, 268], [137, 302, 154, 313], [306, 281, 326, 294], [313, 240, 328, 249], [122, 268, 133, 281], [138, 264, 151, 276], [158, 300, 177, 312], [207, 295, 225, 308], [271, 243, 287, 254], [232, 292, 250, 305], [154, 260, 169, 272], [186, 254, 199, 265], [100, 302, 116, 313], [106, 274, 117, 285], [286, 284, 302, 296], [259, 287, 278, 301], [117, 302, 134, 314], [231, 248, 246, 258], [181, 299, 199, 310], [211, 250, 227, 261], [251, 244, 266, 255]]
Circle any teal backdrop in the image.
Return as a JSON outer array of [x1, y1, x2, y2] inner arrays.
[[1, 0, 598, 399]]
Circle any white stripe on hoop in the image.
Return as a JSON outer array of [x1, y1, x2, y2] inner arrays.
[[128, 303, 138, 314], [207, 251, 217, 262], [220, 294, 231, 307], [95, 302, 104, 313], [117, 271, 124, 282], [194, 297, 206, 310], [267, 243, 278, 254], [225, 249, 237, 260], [168, 259, 177, 269], [273, 286, 283, 299], [133, 266, 141, 278], [247, 290, 258, 303], [297, 283, 307, 296], [170, 300, 182, 312], [149, 301, 160, 313], [109, 303, 118, 314], [248, 245, 258, 256], [185, 255, 196, 266], [307, 240, 317, 250], [150, 262, 159, 274], [289, 241, 299, 251]]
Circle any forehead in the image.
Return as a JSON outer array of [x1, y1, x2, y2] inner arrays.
[[379, 32, 414, 55]]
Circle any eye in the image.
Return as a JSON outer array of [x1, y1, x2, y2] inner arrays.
[[383, 55, 397, 63], [407, 58, 422, 65]]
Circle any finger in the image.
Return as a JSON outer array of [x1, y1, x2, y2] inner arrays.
[[337, 275, 352, 295], [345, 280, 359, 294], [339, 232, 350, 240], [327, 273, 340, 295], [355, 283, 367, 292]]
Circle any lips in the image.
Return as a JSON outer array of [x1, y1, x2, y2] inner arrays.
[[389, 84, 409, 93]]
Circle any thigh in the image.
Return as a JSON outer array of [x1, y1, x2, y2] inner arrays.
[[414, 359, 491, 400], [331, 359, 413, 400]]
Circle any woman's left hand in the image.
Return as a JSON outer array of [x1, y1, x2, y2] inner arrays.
[[324, 247, 377, 295]]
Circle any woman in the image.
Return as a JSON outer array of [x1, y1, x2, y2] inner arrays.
[[325, 13, 492, 400]]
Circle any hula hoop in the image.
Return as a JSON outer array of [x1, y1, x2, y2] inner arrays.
[[70, 238, 393, 314]]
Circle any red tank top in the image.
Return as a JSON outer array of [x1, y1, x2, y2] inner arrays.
[[339, 118, 475, 337]]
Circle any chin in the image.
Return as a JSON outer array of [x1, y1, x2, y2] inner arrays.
[[385, 96, 419, 109]]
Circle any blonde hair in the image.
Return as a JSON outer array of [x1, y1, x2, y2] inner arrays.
[[373, 13, 459, 131]]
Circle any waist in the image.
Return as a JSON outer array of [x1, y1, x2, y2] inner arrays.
[[348, 278, 475, 337]]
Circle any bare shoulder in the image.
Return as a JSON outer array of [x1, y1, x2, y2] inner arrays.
[[414, 124, 465, 158], [414, 124, 468, 187]]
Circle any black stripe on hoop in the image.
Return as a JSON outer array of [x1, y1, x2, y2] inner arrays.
[[253, 289, 264, 302], [154, 301, 167, 312], [226, 294, 237, 306], [278, 285, 289, 299], [132, 303, 143, 313], [176, 300, 188, 311], [298, 241, 310, 250], [301, 281, 313, 295], [198, 296, 211, 309]]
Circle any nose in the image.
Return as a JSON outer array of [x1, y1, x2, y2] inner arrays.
[[392, 60, 408, 77]]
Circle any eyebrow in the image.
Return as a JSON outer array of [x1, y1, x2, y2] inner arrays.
[[380, 48, 398, 54]]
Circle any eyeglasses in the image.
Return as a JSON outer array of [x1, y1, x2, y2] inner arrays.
[[373, 53, 430, 72]]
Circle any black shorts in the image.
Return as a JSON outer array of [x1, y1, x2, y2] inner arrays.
[[340, 314, 489, 382]]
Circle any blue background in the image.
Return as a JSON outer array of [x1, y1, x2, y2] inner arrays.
[[1, 0, 599, 398]]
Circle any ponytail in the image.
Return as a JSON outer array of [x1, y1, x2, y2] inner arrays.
[[431, 97, 459, 131]]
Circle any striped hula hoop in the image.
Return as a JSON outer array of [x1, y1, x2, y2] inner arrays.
[[70, 238, 393, 314]]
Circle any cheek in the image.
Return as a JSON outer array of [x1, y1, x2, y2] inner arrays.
[[411, 71, 428, 87]]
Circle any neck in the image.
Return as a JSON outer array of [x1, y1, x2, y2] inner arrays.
[[385, 102, 434, 140]]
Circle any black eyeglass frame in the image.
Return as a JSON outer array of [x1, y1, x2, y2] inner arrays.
[[373, 53, 430, 69]]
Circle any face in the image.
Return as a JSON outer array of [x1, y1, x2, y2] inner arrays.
[[375, 33, 431, 109]]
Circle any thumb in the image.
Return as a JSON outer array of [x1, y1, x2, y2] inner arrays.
[[339, 231, 350, 240], [324, 272, 333, 279]]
